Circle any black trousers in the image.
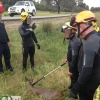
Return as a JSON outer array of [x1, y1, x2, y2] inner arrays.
[[79, 74, 100, 100], [22, 45, 35, 68], [70, 70, 79, 86], [0, 43, 12, 72], [68, 62, 79, 87]]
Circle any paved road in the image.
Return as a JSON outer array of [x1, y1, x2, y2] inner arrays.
[[2, 14, 72, 21]]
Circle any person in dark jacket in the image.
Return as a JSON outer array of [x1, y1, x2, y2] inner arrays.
[[68, 10, 100, 100], [0, 1, 13, 74], [19, 12, 40, 73], [61, 21, 82, 89]]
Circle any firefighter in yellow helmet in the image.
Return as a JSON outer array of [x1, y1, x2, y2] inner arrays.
[[68, 10, 100, 100], [19, 12, 40, 73], [61, 17, 82, 91]]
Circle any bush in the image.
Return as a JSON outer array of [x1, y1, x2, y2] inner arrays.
[[41, 22, 53, 35], [4, 13, 9, 16]]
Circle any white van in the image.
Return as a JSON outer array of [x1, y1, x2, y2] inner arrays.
[[8, 1, 36, 17]]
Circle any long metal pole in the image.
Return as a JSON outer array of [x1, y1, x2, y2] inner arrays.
[[32, 63, 66, 86]]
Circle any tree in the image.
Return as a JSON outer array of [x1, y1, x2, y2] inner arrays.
[[54, 0, 61, 13], [90, 7, 100, 12], [1, 0, 18, 10], [78, 3, 89, 10], [42, 0, 76, 12], [1, 0, 90, 12], [73, 0, 89, 12], [77, 0, 83, 5], [61, 0, 76, 12]]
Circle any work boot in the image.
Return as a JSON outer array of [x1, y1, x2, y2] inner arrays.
[[7, 68, 14, 74], [23, 68, 27, 73], [9, 68, 13, 72], [68, 84, 73, 89], [66, 93, 78, 99], [31, 63, 34, 71], [7, 67, 14, 72], [31, 65, 34, 71]]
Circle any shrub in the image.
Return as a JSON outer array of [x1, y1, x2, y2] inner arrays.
[[41, 22, 53, 35]]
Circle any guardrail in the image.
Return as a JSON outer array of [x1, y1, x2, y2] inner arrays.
[[3, 14, 74, 30], [2, 14, 73, 21]]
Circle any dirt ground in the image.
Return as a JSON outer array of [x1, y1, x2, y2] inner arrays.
[[4, 16, 72, 30]]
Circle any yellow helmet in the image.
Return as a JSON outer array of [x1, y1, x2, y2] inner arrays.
[[20, 12, 29, 21], [92, 21, 100, 32], [75, 10, 97, 23], [64, 22, 72, 29], [61, 22, 76, 32]]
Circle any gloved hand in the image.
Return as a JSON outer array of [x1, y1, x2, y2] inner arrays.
[[36, 43, 40, 49], [32, 23, 36, 30], [68, 87, 78, 99]]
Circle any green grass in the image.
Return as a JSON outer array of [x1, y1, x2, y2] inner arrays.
[[0, 23, 74, 100], [1, 12, 100, 100], [36, 10, 70, 16]]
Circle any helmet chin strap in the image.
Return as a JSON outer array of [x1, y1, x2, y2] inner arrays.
[[69, 29, 75, 39], [78, 23, 92, 37]]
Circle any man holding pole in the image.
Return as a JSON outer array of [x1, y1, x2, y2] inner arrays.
[[61, 19, 82, 90], [68, 10, 100, 100]]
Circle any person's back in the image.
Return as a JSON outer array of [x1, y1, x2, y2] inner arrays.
[[78, 31, 100, 74]]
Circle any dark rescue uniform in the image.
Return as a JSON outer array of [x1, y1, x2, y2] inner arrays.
[[19, 22, 38, 69], [73, 31, 100, 100], [0, 22, 12, 72], [67, 35, 82, 87]]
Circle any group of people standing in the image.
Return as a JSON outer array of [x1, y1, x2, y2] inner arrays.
[[0, 1, 100, 99], [61, 10, 100, 100]]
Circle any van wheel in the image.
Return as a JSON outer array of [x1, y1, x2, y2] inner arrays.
[[21, 9, 25, 13], [31, 10, 35, 16], [9, 13, 14, 17]]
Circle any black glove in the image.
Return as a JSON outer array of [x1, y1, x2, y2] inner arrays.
[[32, 23, 36, 30], [68, 87, 78, 99], [37, 43, 40, 49]]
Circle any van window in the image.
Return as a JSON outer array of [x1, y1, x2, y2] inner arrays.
[[25, 2, 30, 6], [30, 2, 34, 6]]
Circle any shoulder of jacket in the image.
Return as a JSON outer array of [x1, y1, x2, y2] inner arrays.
[[19, 24, 23, 28], [72, 36, 80, 43]]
